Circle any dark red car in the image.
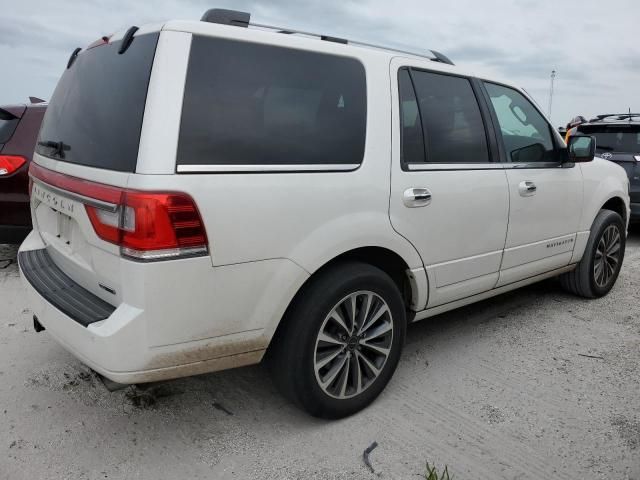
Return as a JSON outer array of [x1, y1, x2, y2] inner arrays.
[[0, 99, 46, 243]]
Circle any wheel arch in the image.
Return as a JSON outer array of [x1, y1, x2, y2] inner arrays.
[[601, 196, 627, 226], [265, 246, 426, 356]]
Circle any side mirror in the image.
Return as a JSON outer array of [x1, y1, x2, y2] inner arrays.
[[568, 135, 595, 162]]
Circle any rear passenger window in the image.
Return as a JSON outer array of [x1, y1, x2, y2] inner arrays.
[[398, 69, 425, 164], [401, 69, 489, 164], [177, 37, 367, 168]]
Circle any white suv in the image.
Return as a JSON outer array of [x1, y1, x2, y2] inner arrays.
[[19, 9, 630, 418]]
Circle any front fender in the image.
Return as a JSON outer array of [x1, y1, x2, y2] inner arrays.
[[579, 159, 630, 231]]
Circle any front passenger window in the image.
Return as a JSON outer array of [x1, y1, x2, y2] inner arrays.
[[484, 83, 557, 163]]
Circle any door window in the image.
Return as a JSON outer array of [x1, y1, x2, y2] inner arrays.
[[484, 82, 557, 163], [401, 69, 489, 164]]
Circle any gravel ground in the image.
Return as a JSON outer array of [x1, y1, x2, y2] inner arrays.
[[1, 229, 639, 480]]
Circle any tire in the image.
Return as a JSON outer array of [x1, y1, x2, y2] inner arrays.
[[267, 261, 406, 419], [560, 209, 625, 298]]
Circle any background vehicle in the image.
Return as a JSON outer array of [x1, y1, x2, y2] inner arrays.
[[0, 98, 46, 243], [567, 113, 640, 222], [18, 9, 630, 418]]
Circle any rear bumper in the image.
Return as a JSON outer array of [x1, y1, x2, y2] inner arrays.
[[18, 231, 307, 384], [19, 248, 115, 326]]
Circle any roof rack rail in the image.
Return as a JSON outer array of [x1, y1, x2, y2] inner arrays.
[[590, 113, 640, 122], [200, 8, 454, 65]]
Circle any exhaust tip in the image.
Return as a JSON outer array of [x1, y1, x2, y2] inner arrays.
[[33, 315, 45, 332]]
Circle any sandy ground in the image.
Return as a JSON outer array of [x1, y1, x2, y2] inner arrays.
[[1, 229, 639, 480]]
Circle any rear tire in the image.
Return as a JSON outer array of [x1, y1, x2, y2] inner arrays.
[[268, 261, 406, 419], [560, 209, 625, 298]]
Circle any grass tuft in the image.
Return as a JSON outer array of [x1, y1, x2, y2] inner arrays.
[[425, 461, 452, 480]]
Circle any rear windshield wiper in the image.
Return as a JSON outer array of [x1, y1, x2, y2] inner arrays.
[[595, 145, 614, 151], [38, 140, 71, 159]]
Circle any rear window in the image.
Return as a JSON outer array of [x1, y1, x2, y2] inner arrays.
[[36, 33, 159, 172], [401, 68, 489, 164], [0, 110, 19, 144], [578, 124, 640, 153], [177, 36, 367, 168]]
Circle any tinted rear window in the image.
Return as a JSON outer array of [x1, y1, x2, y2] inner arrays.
[[578, 124, 640, 153], [177, 36, 367, 167], [0, 110, 19, 144], [398, 69, 425, 164], [409, 70, 489, 163], [36, 33, 159, 172]]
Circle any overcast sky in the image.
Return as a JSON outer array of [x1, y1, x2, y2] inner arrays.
[[1, 0, 638, 126]]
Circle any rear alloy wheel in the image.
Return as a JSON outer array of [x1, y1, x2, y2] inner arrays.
[[268, 262, 406, 419], [560, 209, 625, 298], [314, 291, 394, 399]]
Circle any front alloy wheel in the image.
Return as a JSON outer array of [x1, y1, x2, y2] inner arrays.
[[593, 224, 621, 288], [559, 209, 625, 298]]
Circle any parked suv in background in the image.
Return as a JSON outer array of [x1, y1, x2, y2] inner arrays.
[[19, 9, 630, 418], [0, 98, 46, 243], [567, 113, 640, 222]]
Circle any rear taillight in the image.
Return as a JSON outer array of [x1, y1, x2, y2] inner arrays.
[[86, 192, 208, 260], [29, 163, 208, 261], [0, 155, 27, 176]]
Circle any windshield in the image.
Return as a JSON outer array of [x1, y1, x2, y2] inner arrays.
[[36, 32, 159, 172], [578, 125, 640, 153]]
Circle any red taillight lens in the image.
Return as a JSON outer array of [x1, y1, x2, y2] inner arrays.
[[121, 192, 207, 249], [30, 163, 208, 261], [0, 155, 27, 176]]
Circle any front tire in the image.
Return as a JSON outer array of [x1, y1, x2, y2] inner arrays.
[[560, 209, 625, 298], [268, 262, 406, 419]]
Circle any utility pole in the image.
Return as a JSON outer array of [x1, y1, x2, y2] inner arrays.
[[548, 70, 556, 122]]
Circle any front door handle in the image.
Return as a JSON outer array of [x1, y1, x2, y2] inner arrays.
[[518, 181, 537, 197], [403, 187, 432, 207]]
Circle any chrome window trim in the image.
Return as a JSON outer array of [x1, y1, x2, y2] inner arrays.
[[405, 162, 568, 171], [407, 163, 503, 171], [176, 164, 360, 173], [30, 177, 118, 212]]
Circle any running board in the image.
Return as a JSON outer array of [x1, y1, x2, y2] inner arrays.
[[413, 264, 575, 322]]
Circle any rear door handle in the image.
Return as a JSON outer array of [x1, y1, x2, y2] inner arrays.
[[403, 188, 432, 207], [518, 181, 537, 197]]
